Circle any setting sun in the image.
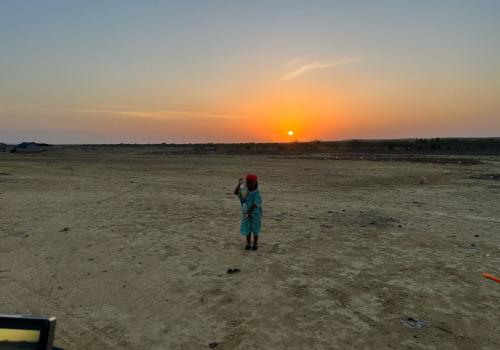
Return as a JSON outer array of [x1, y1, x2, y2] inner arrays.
[[288, 130, 294, 136]]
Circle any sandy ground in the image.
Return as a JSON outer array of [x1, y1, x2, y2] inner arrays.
[[0, 151, 499, 350]]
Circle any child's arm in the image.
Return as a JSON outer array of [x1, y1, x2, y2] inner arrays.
[[234, 178, 243, 195]]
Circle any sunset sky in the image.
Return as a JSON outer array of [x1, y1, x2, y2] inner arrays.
[[1, 1, 499, 143]]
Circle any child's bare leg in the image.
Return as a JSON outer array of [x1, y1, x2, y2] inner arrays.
[[245, 234, 251, 250], [252, 235, 258, 250]]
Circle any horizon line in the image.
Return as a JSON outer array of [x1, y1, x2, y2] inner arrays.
[[2, 136, 500, 146]]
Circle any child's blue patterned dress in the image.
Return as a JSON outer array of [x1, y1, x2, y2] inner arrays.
[[239, 190, 262, 236]]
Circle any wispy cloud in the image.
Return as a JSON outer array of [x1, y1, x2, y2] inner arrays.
[[70, 108, 244, 120], [0, 105, 244, 120], [281, 56, 360, 81]]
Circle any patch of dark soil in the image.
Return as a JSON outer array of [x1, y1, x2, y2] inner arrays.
[[470, 174, 500, 180], [322, 209, 402, 230], [272, 155, 482, 165], [360, 214, 400, 228]]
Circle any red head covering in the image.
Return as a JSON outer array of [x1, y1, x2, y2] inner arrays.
[[246, 173, 258, 182]]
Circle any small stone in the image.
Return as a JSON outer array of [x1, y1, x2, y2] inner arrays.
[[15, 233, 29, 240], [209, 342, 218, 348]]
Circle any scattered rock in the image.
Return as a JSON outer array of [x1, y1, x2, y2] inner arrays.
[[15, 232, 29, 240], [227, 268, 240, 274], [272, 244, 283, 254], [465, 244, 478, 254], [400, 317, 428, 330], [209, 342, 218, 348], [60, 227, 69, 232], [418, 176, 429, 185]]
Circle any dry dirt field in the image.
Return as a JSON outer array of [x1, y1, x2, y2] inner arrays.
[[0, 151, 499, 350]]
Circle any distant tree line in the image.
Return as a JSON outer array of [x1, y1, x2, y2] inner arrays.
[[3, 138, 499, 156]]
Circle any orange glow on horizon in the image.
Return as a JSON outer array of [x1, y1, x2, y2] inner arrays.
[[239, 85, 353, 142]]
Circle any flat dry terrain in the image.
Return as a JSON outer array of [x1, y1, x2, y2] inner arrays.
[[0, 151, 499, 350]]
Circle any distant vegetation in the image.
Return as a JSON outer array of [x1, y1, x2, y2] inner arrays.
[[2, 138, 500, 156], [200, 138, 500, 155], [60, 137, 500, 156]]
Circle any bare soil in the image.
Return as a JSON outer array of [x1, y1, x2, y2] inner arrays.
[[0, 151, 499, 349]]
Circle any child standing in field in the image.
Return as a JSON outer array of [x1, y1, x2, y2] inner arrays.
[[234, 174, 262, 250]]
